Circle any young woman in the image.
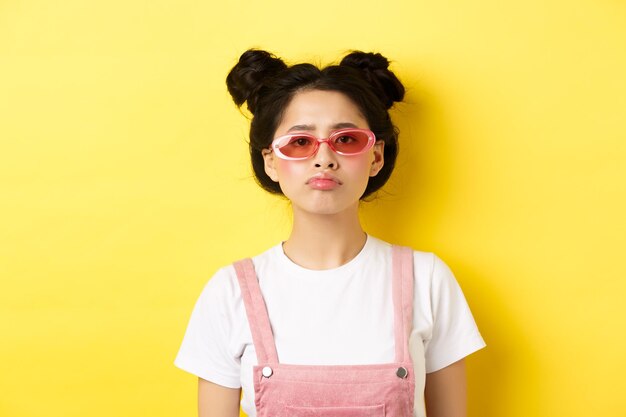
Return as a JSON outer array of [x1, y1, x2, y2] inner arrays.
[[175, 49, 485, 417]]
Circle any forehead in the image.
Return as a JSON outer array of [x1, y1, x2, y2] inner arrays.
[[275, 90, 368, 134]]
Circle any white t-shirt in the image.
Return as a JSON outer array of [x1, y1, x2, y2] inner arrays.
[[175, 235, 485, 417]]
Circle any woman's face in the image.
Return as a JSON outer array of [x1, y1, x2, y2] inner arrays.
[[262, 89, 384, 217]]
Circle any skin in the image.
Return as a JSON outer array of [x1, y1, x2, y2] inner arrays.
[[425, 359, 467, 417], [261, 90, 384, 269], [198, 89, 467, 417], [198, 379, 240, 417]]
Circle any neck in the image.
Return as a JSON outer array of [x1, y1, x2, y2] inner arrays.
[[283, 203, 367, 270]]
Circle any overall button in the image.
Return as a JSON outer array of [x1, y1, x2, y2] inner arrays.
[[262, 366, 273, 378], [396, 367, 408, 379]]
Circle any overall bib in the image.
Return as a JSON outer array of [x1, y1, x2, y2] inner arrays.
[[233, 245, 416, 417]]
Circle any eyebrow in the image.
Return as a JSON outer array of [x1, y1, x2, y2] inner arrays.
[[286, 122, 359, 132]]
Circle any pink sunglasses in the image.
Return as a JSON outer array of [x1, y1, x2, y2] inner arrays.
[[270, 128, 376, 161]]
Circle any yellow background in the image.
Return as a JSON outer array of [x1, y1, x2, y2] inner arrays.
[[1, 1, 625, 416]]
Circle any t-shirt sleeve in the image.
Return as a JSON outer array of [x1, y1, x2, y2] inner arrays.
[[424, 254, 486, 373], [174, 267, 242, 388]]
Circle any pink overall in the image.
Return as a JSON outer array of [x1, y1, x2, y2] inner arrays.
[[233, 245, 416, 417]]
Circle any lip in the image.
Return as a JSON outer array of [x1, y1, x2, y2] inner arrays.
[[306, 173, 342, 190]]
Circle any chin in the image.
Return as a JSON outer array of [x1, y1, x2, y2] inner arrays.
[[296, 199, 360, 217]]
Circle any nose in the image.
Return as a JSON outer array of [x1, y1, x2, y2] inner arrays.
[[313, 141, 337, 169]]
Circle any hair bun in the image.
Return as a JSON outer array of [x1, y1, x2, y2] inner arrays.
[[340, 51, 405, 109], [226, 49, 287, 114]]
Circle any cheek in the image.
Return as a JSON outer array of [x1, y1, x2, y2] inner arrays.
[[276, 160, 298, 176], [343, 155, 373, 176], [275, 159, 309, 185]]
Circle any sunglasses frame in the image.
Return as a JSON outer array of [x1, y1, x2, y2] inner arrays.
[[270, 128, 377, 161]]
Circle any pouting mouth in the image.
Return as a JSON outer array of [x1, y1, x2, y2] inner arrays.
[[306, 174, 342, 185]]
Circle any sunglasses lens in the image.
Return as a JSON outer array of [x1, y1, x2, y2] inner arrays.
[[331, 131, 371, 154], [276, 135, 317, 159], [274, 130, 373, 159]]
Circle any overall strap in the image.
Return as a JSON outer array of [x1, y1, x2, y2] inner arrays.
[[233, 258, 279, 364], [391, 245, 415, 363]]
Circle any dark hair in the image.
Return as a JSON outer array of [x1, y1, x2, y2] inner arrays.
[[226, 49, 405, 198]]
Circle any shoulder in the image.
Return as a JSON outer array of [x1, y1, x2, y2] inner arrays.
[[404, 245, 466, 315], [197, 264, 238, 304], [412, 250, 459, 295], [369, 235, 466, 318], [368, 235, 447, 285], [197, 243, 283, 302]]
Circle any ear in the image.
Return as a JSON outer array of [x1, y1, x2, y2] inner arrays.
[[369, 140, 385, 177], [262, 148, 280, 182]]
